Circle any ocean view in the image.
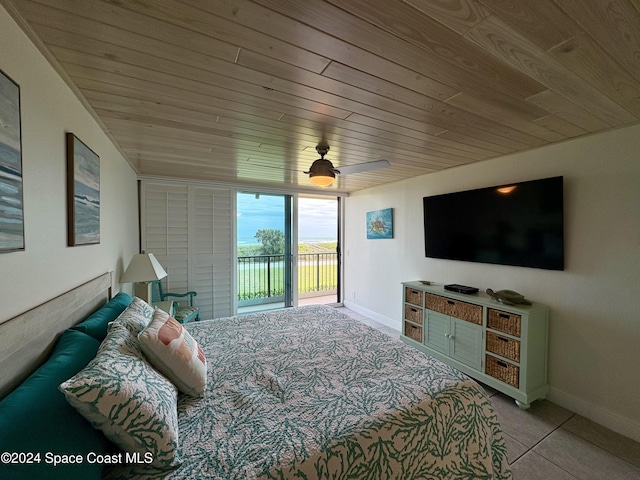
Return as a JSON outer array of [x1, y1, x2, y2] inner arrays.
[[237, 193, 337, 246], [237, 233, 337, 246]]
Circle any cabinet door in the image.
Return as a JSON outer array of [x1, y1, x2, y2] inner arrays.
[[425, 311, 449, 354], [450, 317, 483, 370]]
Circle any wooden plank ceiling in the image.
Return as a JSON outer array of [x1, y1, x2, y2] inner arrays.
[[5, 0, 640, 193]]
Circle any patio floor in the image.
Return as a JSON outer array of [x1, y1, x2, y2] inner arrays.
[[238, 293, 338, 314]]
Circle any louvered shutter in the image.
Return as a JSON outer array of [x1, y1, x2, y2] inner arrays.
[[191, 186, 233, 319], [141, 181, 233, 319]]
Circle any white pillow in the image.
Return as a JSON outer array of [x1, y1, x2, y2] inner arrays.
[[59, 321, 181, 470], [138, 308, 207, 397]]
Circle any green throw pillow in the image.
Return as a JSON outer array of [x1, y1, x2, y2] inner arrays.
[[0, 329, 110, 480], [72, 292, 133, 341]]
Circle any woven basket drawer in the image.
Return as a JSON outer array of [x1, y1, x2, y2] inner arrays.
[[485, 355, 519, 388], [486, 331, 521, 362], [487, 308, 522, 337], [404, 304, 423, 325], [449, 300, 482, 325], [425, 293, 448, 314], [404, 321, 423, 343], [426, 294, 482, 325], [405, 287, 423, 307]]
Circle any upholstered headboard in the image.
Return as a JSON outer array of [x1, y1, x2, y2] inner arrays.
[[0, 272, 113, 399]]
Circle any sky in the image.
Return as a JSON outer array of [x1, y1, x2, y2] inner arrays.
[[237, 193, 337, 244]]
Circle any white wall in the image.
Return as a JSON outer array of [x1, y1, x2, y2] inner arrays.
[[0, 5, 139, 322], [344, 124, 640, 441]]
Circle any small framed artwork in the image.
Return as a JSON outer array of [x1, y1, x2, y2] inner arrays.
[[0, 69, 24, 253], [66, 133, 100, 246], [366, 208, 393, 239]]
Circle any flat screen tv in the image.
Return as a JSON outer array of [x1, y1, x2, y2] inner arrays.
[[423, 176, 564, 270]]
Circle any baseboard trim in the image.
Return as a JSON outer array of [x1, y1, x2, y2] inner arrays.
[[547, 387, 640, 443], [343, 301, 400, 331]]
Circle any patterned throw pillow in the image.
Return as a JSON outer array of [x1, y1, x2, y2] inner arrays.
[[111, 296, 155, 336], [139, 308, 207, 397], [59, 321, 181, 470]]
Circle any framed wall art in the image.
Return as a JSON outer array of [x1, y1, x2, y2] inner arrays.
[[66, 133, 100, 246], [366, 208, 393, 239], [0, 69, 24, 253]]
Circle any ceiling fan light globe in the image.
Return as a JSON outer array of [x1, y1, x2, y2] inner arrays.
[[307, 158, 336, 187], [310, 174, 335, 187]]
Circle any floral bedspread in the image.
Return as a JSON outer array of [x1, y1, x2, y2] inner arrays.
[[106, 305, 511, 479]]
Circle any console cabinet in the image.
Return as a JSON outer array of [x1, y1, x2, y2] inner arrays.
[[402, 282, 549, 408]]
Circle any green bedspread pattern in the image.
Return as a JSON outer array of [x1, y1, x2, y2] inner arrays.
[[106, 305, 511, 479]]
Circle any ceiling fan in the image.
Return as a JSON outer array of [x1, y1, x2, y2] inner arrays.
[[304, 144, 390, 187]]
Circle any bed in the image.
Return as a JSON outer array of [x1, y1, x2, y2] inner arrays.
[[0, 274, 512, 480]]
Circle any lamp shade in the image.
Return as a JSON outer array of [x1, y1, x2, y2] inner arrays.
[[121, 252, 168, 283]]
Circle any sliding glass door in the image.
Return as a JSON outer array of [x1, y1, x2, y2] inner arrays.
[[237, 192, 293, 312], [297, 195, 340, 306], [236, 192, 339, 313]]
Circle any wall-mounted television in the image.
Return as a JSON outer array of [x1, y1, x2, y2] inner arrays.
[[423, 176, 564, 270]]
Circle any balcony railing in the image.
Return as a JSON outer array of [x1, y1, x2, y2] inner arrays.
[[237, 252, 338, 306]]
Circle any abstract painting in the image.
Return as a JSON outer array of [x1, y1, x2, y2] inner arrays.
[[67, 133, 100, 246], [0, 69, 24, 253], [366, 208, 393, 239]]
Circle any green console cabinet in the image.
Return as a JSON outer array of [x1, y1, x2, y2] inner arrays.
[[401, 281, 549, 409]]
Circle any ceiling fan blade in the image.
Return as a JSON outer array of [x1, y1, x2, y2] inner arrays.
[[333, 160, 390, 175], [246, 161, 301, 173]]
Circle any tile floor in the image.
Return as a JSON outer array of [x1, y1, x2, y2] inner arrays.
[[337, 306, 640, 480]]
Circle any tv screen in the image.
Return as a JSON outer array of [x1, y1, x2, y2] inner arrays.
[[423, 176, 564, 270]]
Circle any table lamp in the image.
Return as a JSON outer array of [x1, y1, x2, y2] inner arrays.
[[121, 251, 168, 303]]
